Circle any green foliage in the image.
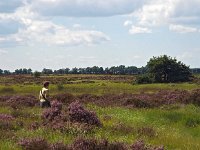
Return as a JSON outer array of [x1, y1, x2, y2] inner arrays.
[[135, 74, 154, 84], [33, 71, 41, 78], [147, 55, 192, 83]]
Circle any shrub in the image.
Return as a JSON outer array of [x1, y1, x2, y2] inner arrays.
[[49, 142, 69, 150], [28, 122, 40, 130], [0, 114, 14, 121], [72, 138, 127, 150], [135, 74, 154, 84], [53, 93, 75, 104], [0, 114, 16, 131], [6, 95, 37, 109], [42, 100, 62, 122], [68, 101, 101, 126], [124, 98, 152, 108], [33, 71, 41, 78], [18, 138, 49, 150], [137, 127, 156, 138], [131, 140, 164, 150], [189, 89, 200, 106]]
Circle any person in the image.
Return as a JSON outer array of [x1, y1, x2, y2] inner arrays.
[[39, 81, 51, 108]]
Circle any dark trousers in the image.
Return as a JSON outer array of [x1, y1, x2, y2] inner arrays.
[[40, 100, 51, 108]]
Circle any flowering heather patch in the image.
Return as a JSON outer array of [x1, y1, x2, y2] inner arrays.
[[0, 95, 12, 102], [68, 101, 101, 126], [6, 95, 37, 108], [0, 113, 16, 130], [72, 137, 127, 150], [28, 122, 40, 130], [131, 140, 164, 150], [0, 114, 14, 121], [42, 100, 63, 122], [49, 142, 69, 150], [137, 127, 156, 138], [76, 89, 200, 108], [112, 122, 134, 134], [52, 93, 75, 104], [189, 89, 200, 106], [18, 138, 49, 150]]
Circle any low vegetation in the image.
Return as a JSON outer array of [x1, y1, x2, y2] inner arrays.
[[0, 72, 200, 149]]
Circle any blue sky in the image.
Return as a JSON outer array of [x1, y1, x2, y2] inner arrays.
[[0, 0, 200, 71]]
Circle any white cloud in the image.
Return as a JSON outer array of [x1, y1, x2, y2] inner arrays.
[[132, 0, 200, 26], [169, 24, 199, 33], [124, 20, 132, 27], [73, 24, 81, 28], [129, 25, 152, 34], [0, 4, 110, 47]]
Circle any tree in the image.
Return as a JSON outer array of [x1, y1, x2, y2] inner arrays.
[[147, 55, 192, 83], [3, 70, 11, 75], [42, 68, 53, 75], [0, 69, 3, 75], [33, 71, 41, 78]]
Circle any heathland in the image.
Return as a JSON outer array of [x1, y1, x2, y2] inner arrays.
[[0, 74, 200, 150]]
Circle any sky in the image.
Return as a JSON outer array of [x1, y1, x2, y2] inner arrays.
[[0, 0, 200, 71]]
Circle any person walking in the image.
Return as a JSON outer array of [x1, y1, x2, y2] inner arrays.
[[39, 81, 51, 108]]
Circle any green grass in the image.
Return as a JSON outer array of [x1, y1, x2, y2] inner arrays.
[[1, 104, 200, 149], [0, 81, 200, 96], [88, 104, 200, 150]]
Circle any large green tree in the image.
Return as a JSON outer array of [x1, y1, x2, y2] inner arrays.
[[147, 55, 192, 83]]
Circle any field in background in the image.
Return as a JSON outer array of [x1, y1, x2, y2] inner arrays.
[[0, 74, 200, 150]]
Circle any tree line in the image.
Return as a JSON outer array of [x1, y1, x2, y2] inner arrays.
[[0, 65, 147, 75], [0, 66, 199, 76]]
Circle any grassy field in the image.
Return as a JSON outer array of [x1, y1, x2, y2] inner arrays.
[[0, 75, 200, 150]]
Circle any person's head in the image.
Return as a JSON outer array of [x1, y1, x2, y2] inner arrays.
[[43, 81, 50, 88]]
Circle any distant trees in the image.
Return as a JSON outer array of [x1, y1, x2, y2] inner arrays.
[[0, 69, 3, 75], [0, 56, 199, 78], [14, 68, 32, 75], [42, 68, 53, 75], [33, 71, 41, 78], [3, 70, 11, 75]]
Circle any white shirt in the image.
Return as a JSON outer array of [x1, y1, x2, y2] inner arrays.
[[39, 87, 49, 102]]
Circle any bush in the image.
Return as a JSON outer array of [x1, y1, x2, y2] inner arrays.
[[124, 98, 152, 108], [33, 71, 41, 78], [18, 138, 49, 150], [53, 93, 75, 104], [42, 100, 63, 122], [72, 138, 127, 150], [6, 95, 37, 109], [189, 89, 200, 106], [0, 114, 15, 131], [131, 140, 164, 150], [68, 101, 101, 126], [135, 74, 154, 84], [49, 142, 68, 150]]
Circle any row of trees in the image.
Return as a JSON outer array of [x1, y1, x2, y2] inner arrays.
[[0, 66, 147, 75]]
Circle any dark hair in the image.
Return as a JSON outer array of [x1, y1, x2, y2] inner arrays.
[[43, 81, 50, 87]]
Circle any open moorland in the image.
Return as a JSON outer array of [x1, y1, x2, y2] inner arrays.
[[0, 74, 200, 150]]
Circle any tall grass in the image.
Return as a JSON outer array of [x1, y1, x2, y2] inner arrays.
[[0, 82, 200, 96]]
